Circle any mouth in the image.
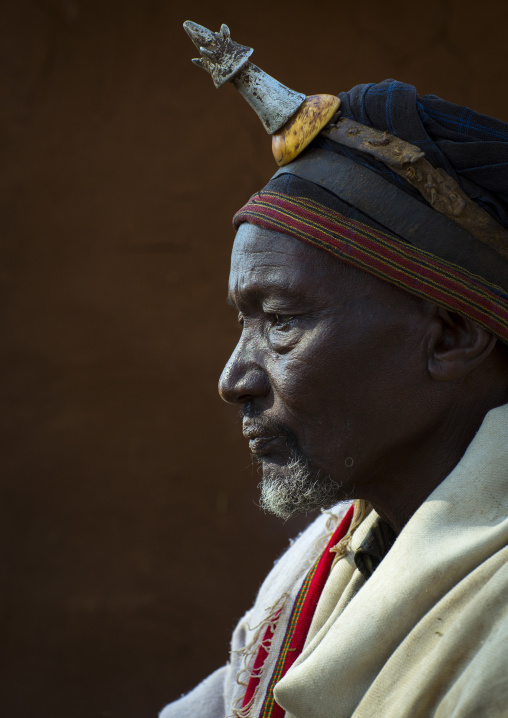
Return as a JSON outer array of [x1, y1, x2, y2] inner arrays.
[[247, 435, 281, 455], [242, 422, 284, 457]]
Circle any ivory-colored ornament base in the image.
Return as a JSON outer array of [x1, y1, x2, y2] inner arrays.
[[272, 94, 340, 166]]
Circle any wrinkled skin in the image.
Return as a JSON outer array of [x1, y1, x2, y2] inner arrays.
[[219, 224, 508, 532]]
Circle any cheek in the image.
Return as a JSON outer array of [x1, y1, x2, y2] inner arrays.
[[267, 331, 387, 442], [267, 349, 352, 422], [268, 353, 359, 472], [269, 356, 324, 407], [268, 324, 350, 407]]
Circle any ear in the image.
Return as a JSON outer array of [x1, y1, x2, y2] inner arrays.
[[426, 307, 497, 381]]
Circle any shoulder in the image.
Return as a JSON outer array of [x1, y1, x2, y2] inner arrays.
[[433, 547, 508, 716]]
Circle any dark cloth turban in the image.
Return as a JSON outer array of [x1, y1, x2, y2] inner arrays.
[[234, 80, 508, 344]]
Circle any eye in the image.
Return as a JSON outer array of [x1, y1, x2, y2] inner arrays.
[[270, 313, 295, 331], [237, 312, 244, 326]]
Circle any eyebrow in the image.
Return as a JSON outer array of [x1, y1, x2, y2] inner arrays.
[[226, 281, 313, 310]]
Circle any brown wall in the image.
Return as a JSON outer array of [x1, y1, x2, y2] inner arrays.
[[1, 1, 507, 716]]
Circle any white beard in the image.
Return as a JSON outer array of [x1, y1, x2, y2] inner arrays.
[[258, 454, 344, 520]]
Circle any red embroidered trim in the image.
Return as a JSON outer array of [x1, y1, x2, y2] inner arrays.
[[241, 608, 283, 709], [242, 505, 354, 718]]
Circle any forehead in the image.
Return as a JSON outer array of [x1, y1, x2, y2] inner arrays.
[[231, 222, 324, 265], [229, 223, 341, 300]]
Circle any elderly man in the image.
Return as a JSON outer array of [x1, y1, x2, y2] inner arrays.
[[161, 23, 508, 718]]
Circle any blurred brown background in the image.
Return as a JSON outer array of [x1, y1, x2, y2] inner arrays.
[[1, 1, 507, 716]]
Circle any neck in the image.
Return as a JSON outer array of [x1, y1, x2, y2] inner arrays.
[[361, 393, 508, 534]]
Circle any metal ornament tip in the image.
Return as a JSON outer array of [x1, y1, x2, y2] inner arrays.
[[183, 20, 253, 89], [183, 20, 340, 164], [183, 19, 303, 133]]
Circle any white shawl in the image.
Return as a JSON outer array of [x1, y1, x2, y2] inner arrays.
[[276, 402, 508, 717], [161, 403, 508, 717]]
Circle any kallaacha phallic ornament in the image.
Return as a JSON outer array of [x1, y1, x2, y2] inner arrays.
[[183, 22, 508, 256], [183, 21, 340, 166]]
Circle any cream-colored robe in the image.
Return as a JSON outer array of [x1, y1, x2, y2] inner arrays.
[[161, 403, 508, 717]]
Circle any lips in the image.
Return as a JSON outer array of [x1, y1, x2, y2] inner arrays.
[[248, 436, 280, 454], [243, 423, 282, 456]]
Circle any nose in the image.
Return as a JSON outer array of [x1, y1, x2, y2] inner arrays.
[[218, 336, 270, 405]]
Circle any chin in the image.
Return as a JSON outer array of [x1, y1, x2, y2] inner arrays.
[[258, 454, 346, 519]]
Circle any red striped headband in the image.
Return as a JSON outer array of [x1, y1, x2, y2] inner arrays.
[[233, 191, 508, 345]]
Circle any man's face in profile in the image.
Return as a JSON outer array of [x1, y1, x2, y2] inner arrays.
[[219, 223, 434, 518]]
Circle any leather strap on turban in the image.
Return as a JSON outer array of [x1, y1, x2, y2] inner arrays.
[[332, 80, 508, 229], [234, 80, 508, 345]]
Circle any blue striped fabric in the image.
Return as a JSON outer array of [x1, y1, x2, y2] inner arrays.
[[311, 80, 508, 231]]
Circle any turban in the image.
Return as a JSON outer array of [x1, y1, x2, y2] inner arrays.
[[234, 80, 508, 345]]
